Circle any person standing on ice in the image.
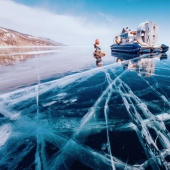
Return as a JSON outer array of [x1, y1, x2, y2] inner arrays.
[[93, 39, 105, 67], [94, 39, 101, 51]]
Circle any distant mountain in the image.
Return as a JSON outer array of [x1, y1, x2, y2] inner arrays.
[[0, 27, 65, 46]]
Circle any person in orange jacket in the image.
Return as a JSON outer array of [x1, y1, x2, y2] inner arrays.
[[93, 39, 105, 67]]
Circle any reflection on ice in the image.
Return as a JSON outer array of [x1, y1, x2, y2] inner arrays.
[[0, 48, 170, 169], [0, 46, 63, 66], [114, 52, 168, 77]]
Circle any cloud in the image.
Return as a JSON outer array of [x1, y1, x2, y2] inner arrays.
[[98, 13, 117, 24], [0, 1, 123, 46], [0, 1, 169, 46]]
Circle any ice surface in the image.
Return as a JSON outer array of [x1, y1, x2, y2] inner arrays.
[[0, 47, 170, 169]]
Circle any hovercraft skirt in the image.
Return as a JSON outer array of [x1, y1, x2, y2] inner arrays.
[[111, 43, 141, 54], [111, 43, 169, 54]]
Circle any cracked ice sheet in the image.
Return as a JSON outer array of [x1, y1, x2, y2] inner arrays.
[[0, 48, 170, 169]]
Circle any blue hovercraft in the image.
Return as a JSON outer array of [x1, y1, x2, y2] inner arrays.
[[111, 21, 169, 54]]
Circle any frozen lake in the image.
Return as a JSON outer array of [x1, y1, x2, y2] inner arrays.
[[0, 46, 170, 170], [0, 46, 116, 93]]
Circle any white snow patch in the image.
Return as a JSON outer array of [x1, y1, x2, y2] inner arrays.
[[0, 27, 8, 32], [43, 101, 57, 107], [27, 35, 35, 39], [70, 98, 77, 103], [0, 124, 12, 147], [56, 93, 67, 98]]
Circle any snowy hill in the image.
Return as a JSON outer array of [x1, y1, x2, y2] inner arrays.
[[0, 27, 65, 46]]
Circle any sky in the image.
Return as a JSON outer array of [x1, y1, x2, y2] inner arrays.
[[0, 0, 170, 46]]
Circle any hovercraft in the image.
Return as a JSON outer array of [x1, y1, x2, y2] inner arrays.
[[111, 21, 169, 54]]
